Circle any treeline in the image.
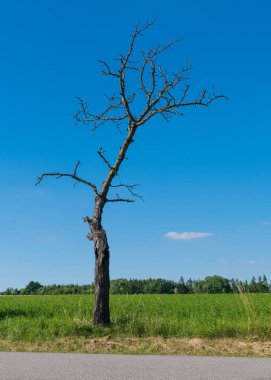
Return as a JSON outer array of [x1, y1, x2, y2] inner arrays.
[[1, 275, 271, 295]]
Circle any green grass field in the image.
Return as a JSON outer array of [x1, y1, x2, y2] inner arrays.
[[1, 293, 271, 343]]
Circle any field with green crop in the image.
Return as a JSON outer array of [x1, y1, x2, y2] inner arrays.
[[1, 294, 271, 355], [1, 293, 271, 340]]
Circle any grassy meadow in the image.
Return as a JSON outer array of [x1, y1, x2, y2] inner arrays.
[[1, 293, 271, 355]]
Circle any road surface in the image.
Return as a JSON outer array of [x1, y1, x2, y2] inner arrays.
[[0, 352, 271, 379]]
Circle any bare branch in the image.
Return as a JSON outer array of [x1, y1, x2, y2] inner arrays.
[[98, 60, 119, 78], [119, 73, 135, 123], [117, 20, 157, 123], [106, 198, 134, 203], [74, 96, 128, 129], [140, 53, 156, 105], [97, 147, 115, 171], [100, 125, 137, 198], [36, 162, 98, 195], [136, 63, 192, 124], [138, 88, 227, 126], [179, 84, 190, 104], [119, 20, 156, 72], [110, 183, 144, 201], [73, 160, 80, 176]]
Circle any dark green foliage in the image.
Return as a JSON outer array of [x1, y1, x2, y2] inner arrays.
[[1, 275, 270, 295], [20, 281, 43, 295], [176, 277, 189, 294], [202, 275, 232, 294]]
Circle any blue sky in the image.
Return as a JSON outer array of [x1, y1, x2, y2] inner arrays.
[[1, 0, 271, 290]]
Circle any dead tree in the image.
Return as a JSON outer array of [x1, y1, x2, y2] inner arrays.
[[36, 21, 226, 325]]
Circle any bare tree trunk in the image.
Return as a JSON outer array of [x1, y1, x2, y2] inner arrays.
[[92, 225, 110, 325], [85, 196, 110, 325]]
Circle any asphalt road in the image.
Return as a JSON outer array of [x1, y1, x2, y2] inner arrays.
[[1, 352, 271, 380]]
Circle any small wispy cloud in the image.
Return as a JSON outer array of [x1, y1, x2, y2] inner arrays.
[[246, 260, 256, 265], [164, 232, 214, 240], [263, 221, 271, 225]]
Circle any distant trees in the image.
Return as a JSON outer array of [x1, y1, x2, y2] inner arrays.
[[1, 287, 20, 295], [20, 281, 42, 295], [1, 276, 271, 295], [202, 275, 232, 294], [176, 277, 189, 294]]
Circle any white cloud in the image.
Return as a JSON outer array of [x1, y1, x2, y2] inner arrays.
[[164, 231, 214, 240], [246, 260, 256, 265], [263, 221, 271, 225]]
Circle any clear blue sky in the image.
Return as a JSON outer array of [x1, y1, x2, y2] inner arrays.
[[1, 0, 271, 290]]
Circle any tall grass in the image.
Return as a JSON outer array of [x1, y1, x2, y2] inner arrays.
[[0, 294, 271, 341]]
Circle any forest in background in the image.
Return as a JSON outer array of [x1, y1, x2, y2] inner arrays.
[[1, 275, 270, 295]]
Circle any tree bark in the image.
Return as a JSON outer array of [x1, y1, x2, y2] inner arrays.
[[88, 127, 137, 325], [91, 221, 110, 325]]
